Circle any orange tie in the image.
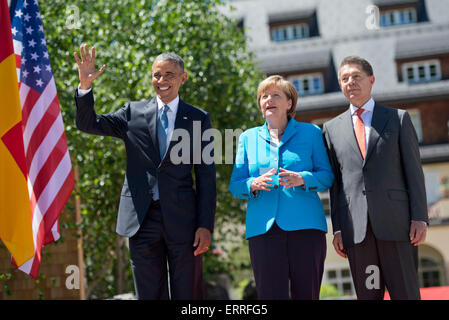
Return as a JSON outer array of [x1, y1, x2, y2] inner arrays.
[[354, 108, 366, 159]]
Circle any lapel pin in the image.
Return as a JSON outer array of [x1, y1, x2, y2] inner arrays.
[[183, 116, 188, 120]]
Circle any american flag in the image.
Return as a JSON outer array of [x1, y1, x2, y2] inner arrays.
[[9, 0, 74, 278]]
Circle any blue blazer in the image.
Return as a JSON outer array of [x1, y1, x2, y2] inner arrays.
[[229, 118, 334, 239]]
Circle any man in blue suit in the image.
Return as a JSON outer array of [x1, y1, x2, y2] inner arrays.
[[229, 75, 333, 299], [74, 45, 216, 299]]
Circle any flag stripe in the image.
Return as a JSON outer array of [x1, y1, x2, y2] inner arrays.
[[31, 131, 66, 208], [15, 54, 20, 68], [13, 39, 23, 56], [25, 150, 72, 274], [29, 132, 67, 212], [22, 79, 57, 149], [19, 80, 30, 105], [42, 171, 73, 242], [27, 111, 64, 188], [36, 150, 73, 217], [28, 159, 74, 278], [48, 220, 60, 245], [30, 150, 72, 247], [20, 84, 41, 128], [29, 120, 62, 220], [25, 95, 59, 167]]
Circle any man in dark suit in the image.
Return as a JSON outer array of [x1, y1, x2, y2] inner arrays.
[[323, 56, 428, 300], [74, 45, 216, 300]]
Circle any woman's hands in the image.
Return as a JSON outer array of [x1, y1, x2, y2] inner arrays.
[[279, 168, 304, 189], [250, 168, 275, 193], [250, 167, 305, 193]]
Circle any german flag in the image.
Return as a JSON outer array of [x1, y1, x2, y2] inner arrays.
[[0, 0, 34, 267]]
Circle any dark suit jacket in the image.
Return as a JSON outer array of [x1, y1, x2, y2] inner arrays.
[[323, 103, 428, 248], [75, 90, 216, 240]]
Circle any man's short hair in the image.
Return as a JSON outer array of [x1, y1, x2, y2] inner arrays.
[[339, 56, 374, 78], [153, 52, 185, 72]]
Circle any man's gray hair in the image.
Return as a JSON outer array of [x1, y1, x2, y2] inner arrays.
[[154, 52, 185, 72]]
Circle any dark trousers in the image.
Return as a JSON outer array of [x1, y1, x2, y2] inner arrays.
[[346, 221, 421, 300], [248, 222, 326, 300], [128, 201, 204, 300]]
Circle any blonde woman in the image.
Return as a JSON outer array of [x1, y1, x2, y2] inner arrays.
[[229, 75, 333, 299]]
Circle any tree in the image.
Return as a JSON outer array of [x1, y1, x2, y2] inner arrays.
[[40, 0, 263, 298]]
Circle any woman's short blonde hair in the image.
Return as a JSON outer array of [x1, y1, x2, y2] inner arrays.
[[257, 75, 298, 118]]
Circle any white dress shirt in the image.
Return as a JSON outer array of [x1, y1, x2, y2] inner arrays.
[[156, 95, 179, 149], [76, 85, 92, 96]]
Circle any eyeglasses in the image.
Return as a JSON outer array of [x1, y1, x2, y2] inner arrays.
[[152, 72, 181, 81]]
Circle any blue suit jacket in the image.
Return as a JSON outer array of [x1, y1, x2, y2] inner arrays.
[[229, 118, 334, 239], [75, 90, 216, 239]]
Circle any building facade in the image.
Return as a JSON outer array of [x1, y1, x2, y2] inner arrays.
[[224, 0, 449, 297]]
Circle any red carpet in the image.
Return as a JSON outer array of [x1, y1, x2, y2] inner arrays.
[[384, 286, 449, 300]]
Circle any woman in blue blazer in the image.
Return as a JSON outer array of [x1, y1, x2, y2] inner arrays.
[[229, 75, 334, 299]]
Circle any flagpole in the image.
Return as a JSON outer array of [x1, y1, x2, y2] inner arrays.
[[74, 165, 86, 300]]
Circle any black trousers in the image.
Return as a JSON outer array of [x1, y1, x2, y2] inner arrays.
[[128, 201, 204, 300], [248, 222, 326, 300], [346, 221, 421, 300]]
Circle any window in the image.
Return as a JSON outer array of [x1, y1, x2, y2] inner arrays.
[[268, 10, 319, 42], [417, 246, 447, 288], [402, 60, 442, 84], [324, 267, 355, 296], [271, 23, 309, 42], [288, 73, 324, 96], [419, 258, 444, 287], [380, 7, 417, 26]]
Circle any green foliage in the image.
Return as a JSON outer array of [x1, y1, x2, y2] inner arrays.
[[319, 284, 342, 299], [0, 273, 14, 297], [39, 0, 263, 298]]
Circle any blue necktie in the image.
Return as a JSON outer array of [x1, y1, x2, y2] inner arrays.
[[153, 104, 169, 201], [157, 104, 169, 159]]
